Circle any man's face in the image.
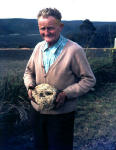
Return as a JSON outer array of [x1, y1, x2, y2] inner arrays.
[[38, 16, 63, 47]]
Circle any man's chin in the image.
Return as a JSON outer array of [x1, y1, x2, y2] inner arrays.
[[45, 38, 54, 43], [45, 39, 54, 44], [44, 37, 59, 46]]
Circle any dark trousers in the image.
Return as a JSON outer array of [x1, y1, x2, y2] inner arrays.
[[31, 108, 75, 150]]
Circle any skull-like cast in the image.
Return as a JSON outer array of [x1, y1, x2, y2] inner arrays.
[[32, 84, 58, 111]]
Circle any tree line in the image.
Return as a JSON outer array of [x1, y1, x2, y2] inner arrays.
[[66, 19, 116, 48]]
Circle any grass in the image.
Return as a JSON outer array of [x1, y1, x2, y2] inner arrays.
[[0, 50, 116, 150], [0, 58, 31, 136], [73, 83, 116, 149], [0, 59, 28, 78]]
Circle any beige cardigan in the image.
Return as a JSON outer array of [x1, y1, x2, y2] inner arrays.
[[23, 40, 96, 114]]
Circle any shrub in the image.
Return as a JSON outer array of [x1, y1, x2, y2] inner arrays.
[[0, 74, 31, 136]]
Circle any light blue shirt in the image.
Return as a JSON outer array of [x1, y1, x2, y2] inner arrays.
[[42, 35, 68, 73]]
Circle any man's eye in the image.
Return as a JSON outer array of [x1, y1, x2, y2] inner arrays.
[[47, 27, 54, 30], [40, 27, 45, 31], [40, 27, 54, 31]]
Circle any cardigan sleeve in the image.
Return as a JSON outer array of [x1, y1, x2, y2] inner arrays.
[[63, 46, 96, 98], [23, 44, 40, 90]]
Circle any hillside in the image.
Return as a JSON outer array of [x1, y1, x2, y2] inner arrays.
[[0, 18, 116, 48], [0, 18, 82, 48], [0, 18, 82, 35]]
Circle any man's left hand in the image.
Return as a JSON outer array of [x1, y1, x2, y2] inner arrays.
[[55, 91, 67, 108]]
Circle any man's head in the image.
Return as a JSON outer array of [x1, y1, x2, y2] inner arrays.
[[37, 8, 64, 47], [37, 8, 62, 21]]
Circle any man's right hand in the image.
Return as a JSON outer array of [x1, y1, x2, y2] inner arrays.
[[28, 89, 35, 102]]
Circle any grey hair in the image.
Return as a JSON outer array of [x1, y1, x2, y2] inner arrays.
[[37, 8, 62, 21]]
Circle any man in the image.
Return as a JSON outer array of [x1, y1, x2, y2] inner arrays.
[[23, 8, 96, 150]]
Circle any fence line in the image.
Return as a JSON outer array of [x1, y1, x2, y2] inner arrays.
[[0, 48, 116, 69]]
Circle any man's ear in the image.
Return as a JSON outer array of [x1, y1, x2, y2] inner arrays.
[[60, 23, 64, 28], [60, 23, 64, 31]]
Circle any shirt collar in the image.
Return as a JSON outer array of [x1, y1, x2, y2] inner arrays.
[[43, 35, 64, 54]]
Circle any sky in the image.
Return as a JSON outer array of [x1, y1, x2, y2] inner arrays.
[[0, 0, 116, 22]]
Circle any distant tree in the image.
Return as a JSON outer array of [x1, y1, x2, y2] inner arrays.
[[78, 19, 96, 47], [80, 19, 96, 32], [97, 24, 116, 48]]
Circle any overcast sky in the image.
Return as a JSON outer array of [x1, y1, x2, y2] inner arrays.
[[0, 0, 116, 21]]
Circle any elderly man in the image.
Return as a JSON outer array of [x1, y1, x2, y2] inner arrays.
[[23, 8, 96, 150]]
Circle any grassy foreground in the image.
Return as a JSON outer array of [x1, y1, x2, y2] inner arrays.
[[0, 51, 116, 150], [74, 82, 116, 150]]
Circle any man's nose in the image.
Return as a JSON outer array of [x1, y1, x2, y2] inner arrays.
[[44, 28, 49, 35]]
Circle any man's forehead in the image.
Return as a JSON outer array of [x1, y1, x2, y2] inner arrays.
[[38, 16, 61, 24]]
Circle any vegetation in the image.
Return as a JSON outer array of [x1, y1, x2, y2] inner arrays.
[[1, 18, 116, 149], [0, 18, 116, 48], [0, 59, 31, 136], [74, 82, 116, 150], [0, 49, 116, 149], [66, 19, 116, 48]]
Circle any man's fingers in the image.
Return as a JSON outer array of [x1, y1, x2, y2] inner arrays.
[[55, 92, 66, 108], [28, 89, 34, 100]]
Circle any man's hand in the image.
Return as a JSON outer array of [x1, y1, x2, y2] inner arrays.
[[28, 89, 33, 100], [28, 89, 37, 103], [28, 85, 35, 102], [55, 91, 67, 108]]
